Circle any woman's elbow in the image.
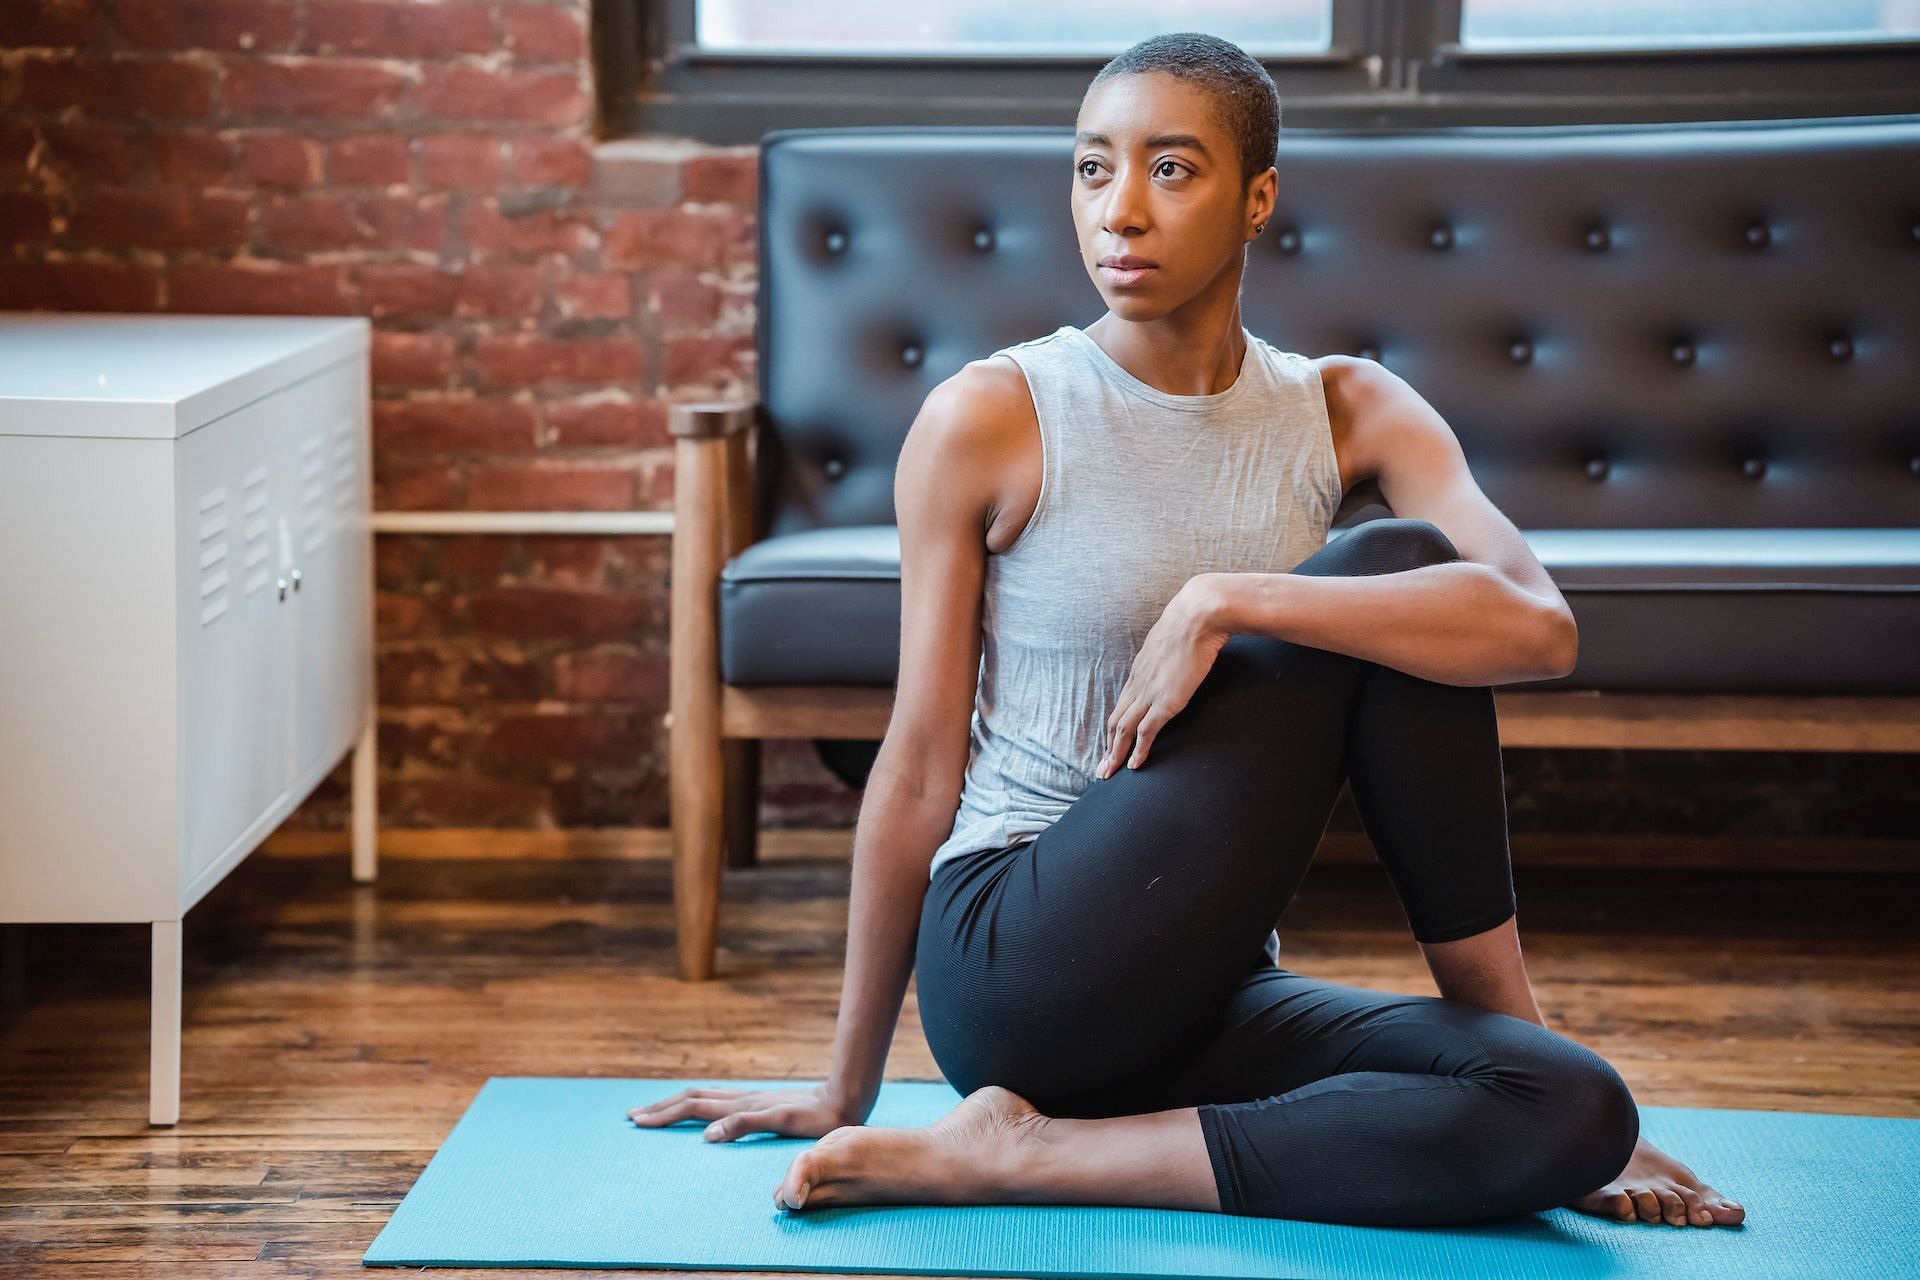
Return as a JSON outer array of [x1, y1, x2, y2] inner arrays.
[[1528, 602, 1574, 679]]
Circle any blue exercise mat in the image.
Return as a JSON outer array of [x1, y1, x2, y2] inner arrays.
[[363, 1076, 1919, 1278]]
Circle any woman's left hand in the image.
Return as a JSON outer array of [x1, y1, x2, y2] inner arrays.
[[1096, 575, 1232, 778]]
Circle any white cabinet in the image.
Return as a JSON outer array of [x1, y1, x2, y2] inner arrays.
[[0, 312, 378, 1126]]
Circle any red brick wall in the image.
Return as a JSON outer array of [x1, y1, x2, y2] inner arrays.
[[0, 0, 851, 829], [4, 3, 1914, 843]]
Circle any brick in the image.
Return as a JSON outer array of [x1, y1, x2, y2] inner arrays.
[[166, 258, 353, 313], [524, 535, 606, 583], [355, 261, 546, 320], [646, 263, 721, 328], [538, 392, 667, 449], [466, 584, 651, 641], [374, 456, 464, 510], [17, 53, 216, 118], [464, 196, 597, 257], [502, 134, 591, 188], [602, 207, 748, 270], [2, 0, 103, 45], [377, 642, 543, 705], [413, 65, 587, 126], [223, 58, 409, 119], [374, 589, 430, 636], [438, 538, 515, 582], [554, 646, 666, 702], [328, 133, 409, 186], [375, 395, 540, 455], [0, 0, 107, 46], [306, 0, 494, 58], [681, 152, 757, 205], [370, 330, 459, 388], [149, 130, 233, 185], [418, 133, 502, 189], [36, 120, 139, 183], [662, 333, 752, 388], [500, 4, 586, 63], [481, 708, 651, 768], [259, 192, 447, 254], [0, 257, 164, 311], [0, 191, 56, 246], [470, 334, 643, 388], [374, 537, 425, 589], [383, 771, 551, 828], [116, 0, 298, 52], [67, 189, 249, 252], [465, 460, 636, 510], [552, 273, 630, 321], [235, 129, 321, 186]]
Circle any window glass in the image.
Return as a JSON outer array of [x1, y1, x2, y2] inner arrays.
[[1461, 0, 1920, 50], [695, 0, 1331, 55]]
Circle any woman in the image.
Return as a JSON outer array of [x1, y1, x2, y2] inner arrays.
[[631, 31, 1745, 1230]]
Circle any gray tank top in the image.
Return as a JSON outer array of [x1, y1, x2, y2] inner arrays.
[[928, 322, 1345, 881]]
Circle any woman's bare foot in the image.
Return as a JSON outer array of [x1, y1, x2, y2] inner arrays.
[[1568, 1136, 1746, 1227], [773, 1085, 1053, 1211]]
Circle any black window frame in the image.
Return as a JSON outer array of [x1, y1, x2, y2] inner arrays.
[[594, 0, 1920, 142]]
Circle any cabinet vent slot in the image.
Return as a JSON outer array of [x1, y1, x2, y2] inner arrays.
[[197, 485, 230, 627], [242, 493, 272, 595], [331, 415, 357, 510], [300, 431, 330, 553]]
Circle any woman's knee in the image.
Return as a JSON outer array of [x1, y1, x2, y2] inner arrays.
[[1307, 517, 1462, 578], [1509, 1032, 1641, 1203]]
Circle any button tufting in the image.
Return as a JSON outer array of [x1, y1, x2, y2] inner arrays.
[[1744, 221, 1771, 249], [1508, 338, 1533, 364], [824, 228, 848, 254], [1585, 458, 1609, 481], [1742, 456, 1767, 479], [822, 457, 846, 479], [972, 227, 994, 251], [1829, 335, 1854, 361], [1428, 224, 1453, 250], [1356, 343, 1381, 362], [1910, 219, 1920, 244], [901, 343, 923, 367], [1670, 340, 1696, 367], [1275, 226, 1301, 254], [1910, 455, 1920, 476], [1584, 225, 1610, 252]]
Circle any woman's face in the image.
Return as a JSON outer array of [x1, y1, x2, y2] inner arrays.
[[1072, 71, 1272, 320]]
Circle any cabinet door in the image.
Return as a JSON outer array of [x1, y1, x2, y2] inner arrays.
[[286, 357, 372, 788], [176, 388, 296, 886]]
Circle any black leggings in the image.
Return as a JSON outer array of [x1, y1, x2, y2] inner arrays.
[[914, 517, 1641, 1227]]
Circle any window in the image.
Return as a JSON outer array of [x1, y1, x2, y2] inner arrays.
[[695, 0, 1332, 57], [596, 0, 1920, 142], [1459, 1, 1920, 53]]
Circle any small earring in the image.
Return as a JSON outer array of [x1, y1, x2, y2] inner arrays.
[[1253, 222, 1266, 236]]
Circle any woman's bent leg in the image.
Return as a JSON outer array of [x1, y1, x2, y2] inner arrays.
[[915, 517, 1505, 1113], [1133, 965, 1640, 1225]]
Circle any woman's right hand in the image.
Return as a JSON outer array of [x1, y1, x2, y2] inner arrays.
[[627, 1082, 865, 1143]]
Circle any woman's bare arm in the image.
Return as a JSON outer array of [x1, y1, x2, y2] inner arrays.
[[820, 363, 1030, 1117]]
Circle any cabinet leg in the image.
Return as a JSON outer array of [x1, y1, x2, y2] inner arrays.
[[351, 712, 377, 884], [151, 921, 181, 1127]]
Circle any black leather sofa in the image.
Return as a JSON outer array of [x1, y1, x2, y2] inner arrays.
[[665, 115, 1920, 979]]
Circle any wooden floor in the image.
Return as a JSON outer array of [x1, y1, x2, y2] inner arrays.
[[2, 830, 1917, 1278]]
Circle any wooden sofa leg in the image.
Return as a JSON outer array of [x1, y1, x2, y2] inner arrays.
[[670, 678, 726, 982], [722, 737, 761, 870]]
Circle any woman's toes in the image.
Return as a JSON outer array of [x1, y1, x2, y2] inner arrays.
[[776, 1150, 821, 1211], [1633, 1188, 1662, 1223], [1709, 1197, 1746, 1226], [1656, 1188, 1687, 1225]]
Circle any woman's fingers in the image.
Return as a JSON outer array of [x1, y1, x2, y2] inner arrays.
[[705, 1107, 789, 1142], [628, 1092, 753, 1126]]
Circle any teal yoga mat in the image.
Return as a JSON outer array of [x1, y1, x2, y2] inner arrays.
[[363, 1076, 1918, 1278]]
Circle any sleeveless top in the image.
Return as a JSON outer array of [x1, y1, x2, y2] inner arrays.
[[927, 322, 1346, 881]]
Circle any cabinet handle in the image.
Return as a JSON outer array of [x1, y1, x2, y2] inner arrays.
[[291, 569, 303, 592], [277, 577, 289, 601]]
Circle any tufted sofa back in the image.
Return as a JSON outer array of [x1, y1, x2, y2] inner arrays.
[[751, 115, 1920, 541]]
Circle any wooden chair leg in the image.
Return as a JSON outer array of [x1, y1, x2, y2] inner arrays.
[[722, 737, 762, 870], [670, 681, 726, 983]]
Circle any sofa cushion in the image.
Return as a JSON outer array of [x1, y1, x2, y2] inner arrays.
[[719, 525, 1920, 694]]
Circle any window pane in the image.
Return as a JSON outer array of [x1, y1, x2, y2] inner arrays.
[[1462, 0, 1920, 50], [695, 0, 1330, 56]]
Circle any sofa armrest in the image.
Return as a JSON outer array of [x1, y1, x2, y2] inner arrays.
[[667, 401, 757, 440]]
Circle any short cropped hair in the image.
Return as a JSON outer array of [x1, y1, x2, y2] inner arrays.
[[1083, 31, 1281, 189]]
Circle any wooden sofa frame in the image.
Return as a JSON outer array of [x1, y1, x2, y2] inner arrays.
[[667, 401, 1920, 982]]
